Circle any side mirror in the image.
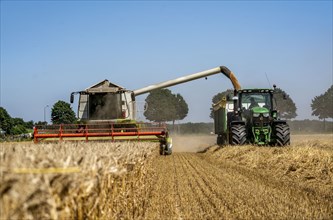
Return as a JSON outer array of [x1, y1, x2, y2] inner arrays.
[[70, 93, 74, 103], [271, 110, 278, 119]]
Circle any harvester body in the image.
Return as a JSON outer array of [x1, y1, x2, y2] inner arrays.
[[213, 88, 290, 146], [72, 80, 136, 122]]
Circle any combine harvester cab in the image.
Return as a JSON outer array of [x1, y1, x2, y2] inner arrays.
[[213, 86, 291, 146], [34, 66, 241, 155]]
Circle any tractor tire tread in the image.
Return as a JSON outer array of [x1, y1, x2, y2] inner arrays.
[[231, 124, 247, 145], [275, 124, 290, 146]]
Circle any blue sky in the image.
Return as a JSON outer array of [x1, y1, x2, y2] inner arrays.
[[1, 1, 332, 123]]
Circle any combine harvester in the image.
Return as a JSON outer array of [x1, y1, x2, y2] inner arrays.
[[34, 66, 240, 155]]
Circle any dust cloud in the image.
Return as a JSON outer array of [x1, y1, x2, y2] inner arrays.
[[172, 134, 216, 152]]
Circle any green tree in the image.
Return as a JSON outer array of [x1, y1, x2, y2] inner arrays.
[[273, 88, 297, 119], [11, 124, 28, 135], [51, 100, 77, 124], [0, 107, 13, 135], [311, 85, 333, 120], [210, 89, 234, 118], [173, 93, 189, 123], [35, 121, 47, 126], [11, 118, 28, 135], [0, 107, 34, 135], [12, 118, 26, 127], [144, 89, 188, 123], [25, 120, 34, 129]]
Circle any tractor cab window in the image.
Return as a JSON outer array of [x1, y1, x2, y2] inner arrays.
[[240, 93, 272, 110]]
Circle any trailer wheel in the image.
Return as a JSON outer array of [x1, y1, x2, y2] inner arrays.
[[217, 135, 223, 145], [217, 134, 227, 145], [275, 124, 290, 146], [230, 124, 247, 145]]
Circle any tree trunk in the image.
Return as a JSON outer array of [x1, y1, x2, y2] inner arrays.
[[324, 118, 326, 132]]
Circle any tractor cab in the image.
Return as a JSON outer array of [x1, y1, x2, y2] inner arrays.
[[238, 89, 276, 120]]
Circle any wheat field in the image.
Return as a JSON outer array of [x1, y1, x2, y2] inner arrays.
[[1, 134, 332, 219], [1, 141, 158, 219]]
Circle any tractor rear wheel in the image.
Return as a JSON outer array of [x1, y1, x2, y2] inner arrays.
[[230, 124, 247, 145], [275, 124, 290, 146]]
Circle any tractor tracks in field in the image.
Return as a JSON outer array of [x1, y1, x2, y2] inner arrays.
[[143, 151, 333, 219]]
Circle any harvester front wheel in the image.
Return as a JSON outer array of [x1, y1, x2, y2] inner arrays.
[[275, 124, 290, 146], [159, 141, 172, 155], [159, 144, 165, 155], [165, 145, 172, 155], [230, 124, 247, 145]]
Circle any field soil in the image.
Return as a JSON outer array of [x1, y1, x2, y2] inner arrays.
[[143, 134, 333, 219], [1, 134, 332, 219], [172, 134, 216, 152]]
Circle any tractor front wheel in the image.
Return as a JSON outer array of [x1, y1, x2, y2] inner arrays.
[[230, 124, 247, 145], [275, 124, 290, 146]]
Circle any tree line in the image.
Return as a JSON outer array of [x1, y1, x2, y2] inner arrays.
[[0, 107, 34, 135], [0, 101, 77, 136]]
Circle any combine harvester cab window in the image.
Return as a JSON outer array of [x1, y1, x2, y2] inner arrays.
[[89, 93, 122, 120]]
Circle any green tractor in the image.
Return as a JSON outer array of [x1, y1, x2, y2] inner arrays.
[[213, 87, 290, 146]]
